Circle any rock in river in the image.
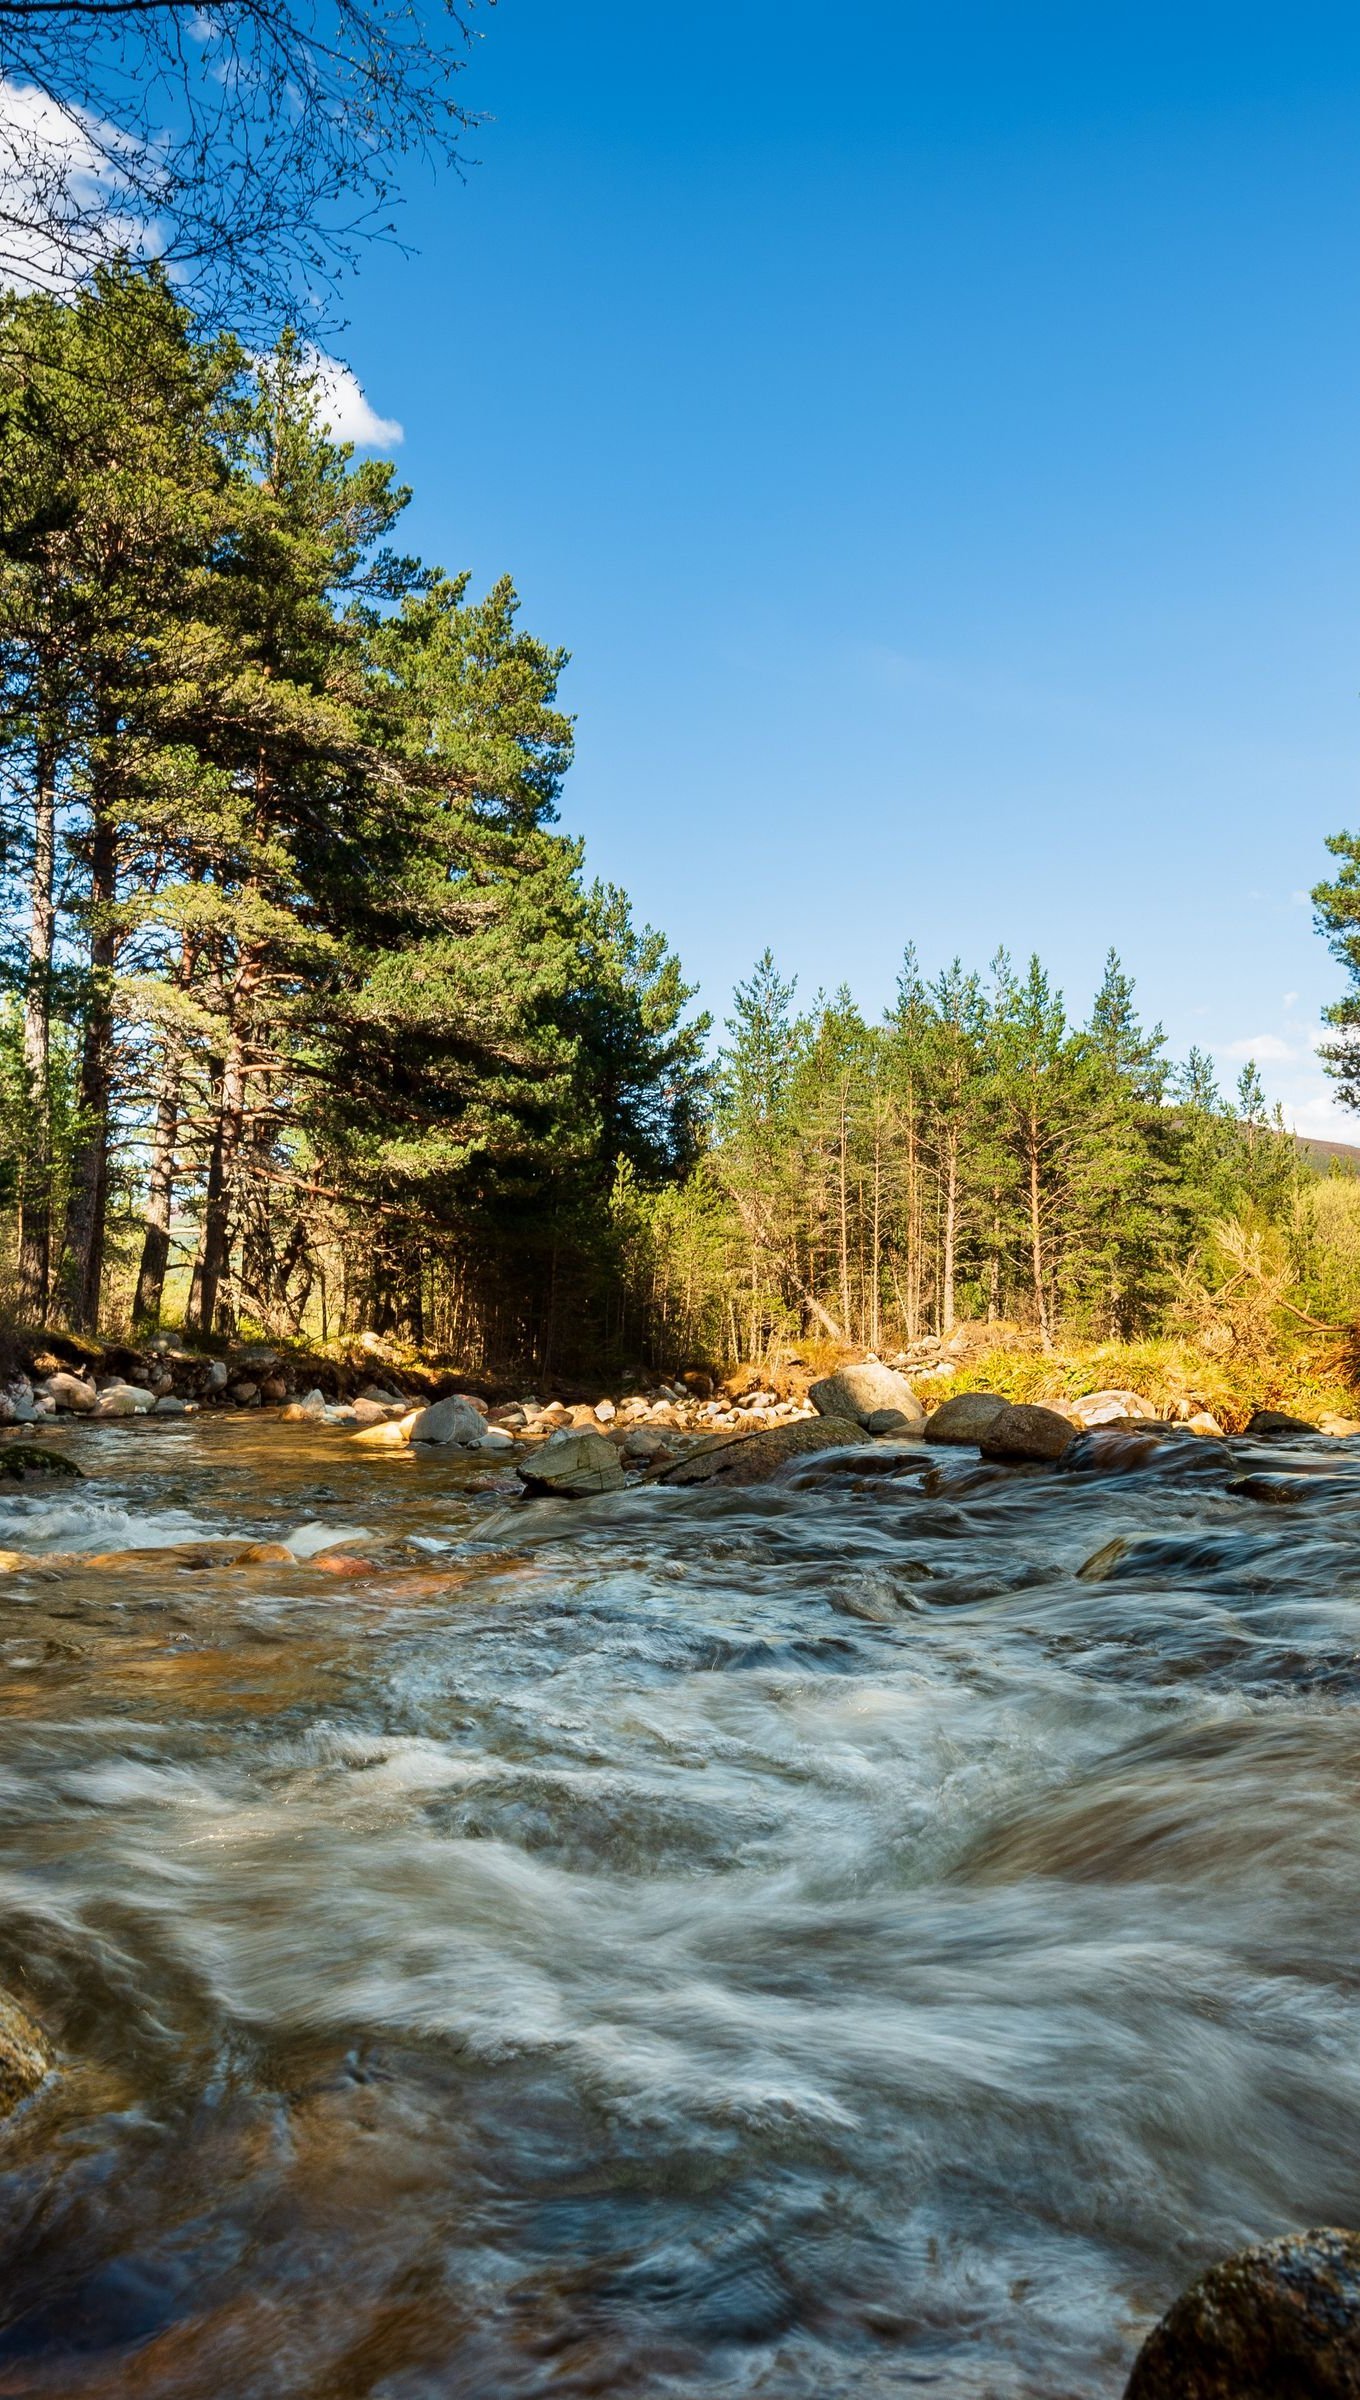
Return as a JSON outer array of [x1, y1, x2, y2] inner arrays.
[[808, 1363, 924, 1429], [656, 1414, 871, 1488], [0, 1443, 81, 1480], [1123, 2227, 1360, 2399], [408, 1395, 487, 1448], [0, 1989, 52, 2117], [1245, 1408, 1322, 1443], [516, 1428, 625, 1497], [978, 1402, 1075, 1462], [924, 1391, 1010, 1446]]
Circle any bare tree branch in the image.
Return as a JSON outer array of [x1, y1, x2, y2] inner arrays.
[[0, 0, 483, 333]]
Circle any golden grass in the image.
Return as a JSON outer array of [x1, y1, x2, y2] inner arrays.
[[925, 1338, 1359, 1433]]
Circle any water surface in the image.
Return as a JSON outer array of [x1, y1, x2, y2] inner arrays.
[[0, 1416, 1357, 2397]]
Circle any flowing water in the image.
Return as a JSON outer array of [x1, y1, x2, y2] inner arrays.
[[0, 1416, 1358, 2397]]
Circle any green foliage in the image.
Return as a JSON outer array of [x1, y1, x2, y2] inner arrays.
[[0, 269, 706, 1366]]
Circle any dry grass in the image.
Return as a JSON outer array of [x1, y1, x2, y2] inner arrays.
[[924, 1337, 1360, 1433]]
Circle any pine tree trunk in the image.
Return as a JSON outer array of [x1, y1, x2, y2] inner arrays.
[[905, 1084, 921, 1341], [191, 1024, 248, 1336], [942, 1129, 958, 1336], [133, 933, 197, 1327], [132, 1045, 183, 1327], [17, 731, 56, 1319], [837, 1085, 851, 1338], [59, 793, 118, 1333], [1028, 1105, 1052, 1352], [870, 1117, 882, 1352]]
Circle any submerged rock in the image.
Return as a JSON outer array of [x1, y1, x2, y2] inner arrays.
[[0, 1990, 52, 2117], [924, 1392, 1010, 1446], [978, 1402, 1075, 1462], [655, 1414, 871, 1487], [0, 1443, 81, 1480], [808, 1363, 924, 1429], [516, 1428, 625, 1497], [1124, 2227, 1360, 2399]]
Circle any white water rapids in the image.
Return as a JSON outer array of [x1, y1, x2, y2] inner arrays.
[[0, 1416, 1357, 2395]]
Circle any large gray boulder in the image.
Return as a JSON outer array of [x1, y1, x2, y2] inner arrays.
[[808, 1363, 924, 1429], [42, 1371, 96, 1414], [0, 1990, 52, 2117], [1124, 2228, 1360, 2399], [924, 1391, 1010, 1446], [656, 1414, 871, 1488], [516, 1428, 625, 1497], [408, 1395, 487, 1447], [978, 1402, 1075, 1462]]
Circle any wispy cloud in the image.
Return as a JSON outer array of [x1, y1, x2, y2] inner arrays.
[[1223, 1033, 1294, 1063]]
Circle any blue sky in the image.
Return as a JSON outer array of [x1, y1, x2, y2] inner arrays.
[[326, 0, 1360, 1134]]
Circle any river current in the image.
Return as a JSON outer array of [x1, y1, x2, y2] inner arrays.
[[0, 1415, 1356, 2396]]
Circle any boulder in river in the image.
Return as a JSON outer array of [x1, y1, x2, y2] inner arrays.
[[808, 1363, 924, 1429], [656, 1414, 871, 1488], [978, 1402, 1075, 1462], [42, 1371, 95, 1414], [0, 1443, 81, 1480], [1123, 2226, 1360, 2399], [0, 1990, 52, 2117], [408, 1395, 486, 1447], [350, 1409, 422, 1448], [1245, 1408, 1321, 1442], [516, 1428, 625, 1497], [924, 1392, 1010, 1446]]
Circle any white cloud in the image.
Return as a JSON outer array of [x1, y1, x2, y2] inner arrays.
[[1283, 1087, 1360, 1143], [0, 78, 152, 297], [1283, 991, 1299, 1008], [302, 349, 403, 449], [1223, 1033, 1293, 1063]]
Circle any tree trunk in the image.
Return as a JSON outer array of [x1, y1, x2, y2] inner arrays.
[[132, 1043, 183, 1327], [59, 795, 118, 1332], [190, 1024, 247, 1336], [837, 1082, 851, 1338], [1028, 1106, 1052, 1352], [870, 1115, 882, 1352], [941, 1129, 958, 1336], [17, 731, 56, 1318]]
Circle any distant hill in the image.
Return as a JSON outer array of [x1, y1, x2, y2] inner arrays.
[[1298, 1134, 1360, 1173]]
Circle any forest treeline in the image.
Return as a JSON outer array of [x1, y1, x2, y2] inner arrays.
[[613, 947, 1354, 1369], [0, 264, 1354, 1374]]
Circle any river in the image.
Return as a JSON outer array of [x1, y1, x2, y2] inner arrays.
[[0, 1415, 1356, 2397]]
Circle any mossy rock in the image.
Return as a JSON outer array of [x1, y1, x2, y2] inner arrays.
[[0, 1444, 82, 1480]]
